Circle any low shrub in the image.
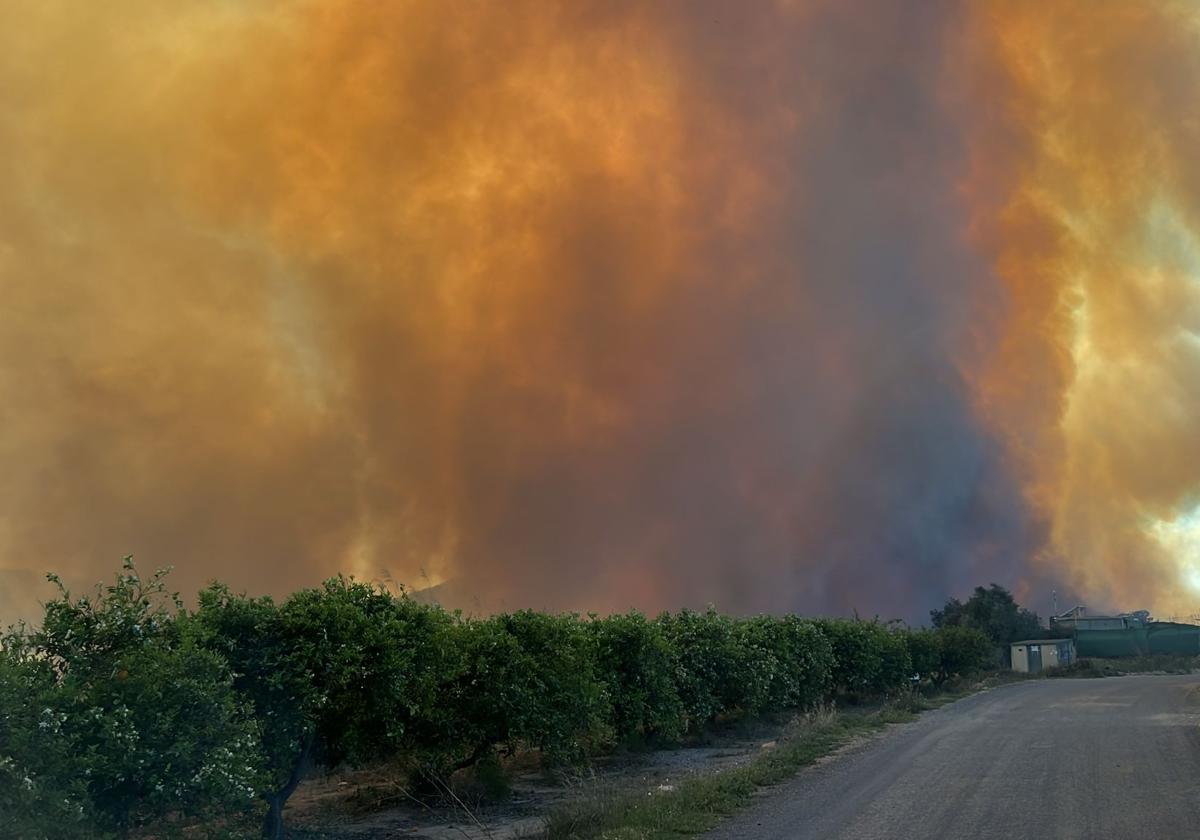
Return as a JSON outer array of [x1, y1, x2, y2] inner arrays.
[[1044, 659, 1107, 679], [1091, 654, 1199, 675]]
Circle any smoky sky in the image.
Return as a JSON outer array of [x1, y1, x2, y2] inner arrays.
[[2, 0, 1198, 625]]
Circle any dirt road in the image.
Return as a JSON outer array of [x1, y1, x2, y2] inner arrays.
[[705, 675, 1200, 840]]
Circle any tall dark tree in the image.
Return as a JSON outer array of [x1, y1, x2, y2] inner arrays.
[[930, 584, 1043, 648]]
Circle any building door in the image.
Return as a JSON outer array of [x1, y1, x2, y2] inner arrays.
[[1028, 645, 1042, 673]]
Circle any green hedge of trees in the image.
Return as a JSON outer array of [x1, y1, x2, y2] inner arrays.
[[0, 561, 994, 839]]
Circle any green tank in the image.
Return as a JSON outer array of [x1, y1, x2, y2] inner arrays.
[[1073, 627, 1148, 657], [1071, 622, 1199, 657], [1146, 622, 1200, 655]]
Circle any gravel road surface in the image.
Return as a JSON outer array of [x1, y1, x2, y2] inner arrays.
[[705, 675, 1200, 840]]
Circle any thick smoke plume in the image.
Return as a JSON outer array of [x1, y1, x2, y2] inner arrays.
[[1, 1, 1198, 623], [964, 2, 1200, 618]]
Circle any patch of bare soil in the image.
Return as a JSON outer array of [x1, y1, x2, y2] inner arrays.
[[285, 719, 795, 839]]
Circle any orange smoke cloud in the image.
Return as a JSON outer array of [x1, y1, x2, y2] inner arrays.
[[964, 1, 1200, 616], [2, 1, 1197, 623]]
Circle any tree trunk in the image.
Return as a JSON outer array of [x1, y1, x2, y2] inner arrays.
[[451, 742, 493, 774], [262, 734, 314, 839], [262, 794, 285, 840]]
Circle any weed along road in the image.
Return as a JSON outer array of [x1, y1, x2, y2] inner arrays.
[[705, 675, 1200, 840]]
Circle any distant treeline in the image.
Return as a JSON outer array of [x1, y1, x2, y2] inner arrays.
[[0, 560, 993, 839]]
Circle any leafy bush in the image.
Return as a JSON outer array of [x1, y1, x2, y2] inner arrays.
[[934, 626, 993, 682], [872, 626, 913, 696], [901, 626, 991, 686], [814, 619, 881, 698], [734, 616, 834, 713], [0, 642, 94, 840], [903, 629, 940, 682], [654, 612, 836, 724], [654, 609, 743, 727], [589, 612, 684, 745], [727, 617, 788, 714]]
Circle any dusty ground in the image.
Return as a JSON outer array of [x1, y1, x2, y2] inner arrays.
[[285, 718, 796, 839]]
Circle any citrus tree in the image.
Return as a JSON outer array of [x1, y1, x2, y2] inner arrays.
[[589, 612, 684, 745], [2, 559, 263, 837], [442, 611, 610, 772], [195, 577, 458, 838]]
